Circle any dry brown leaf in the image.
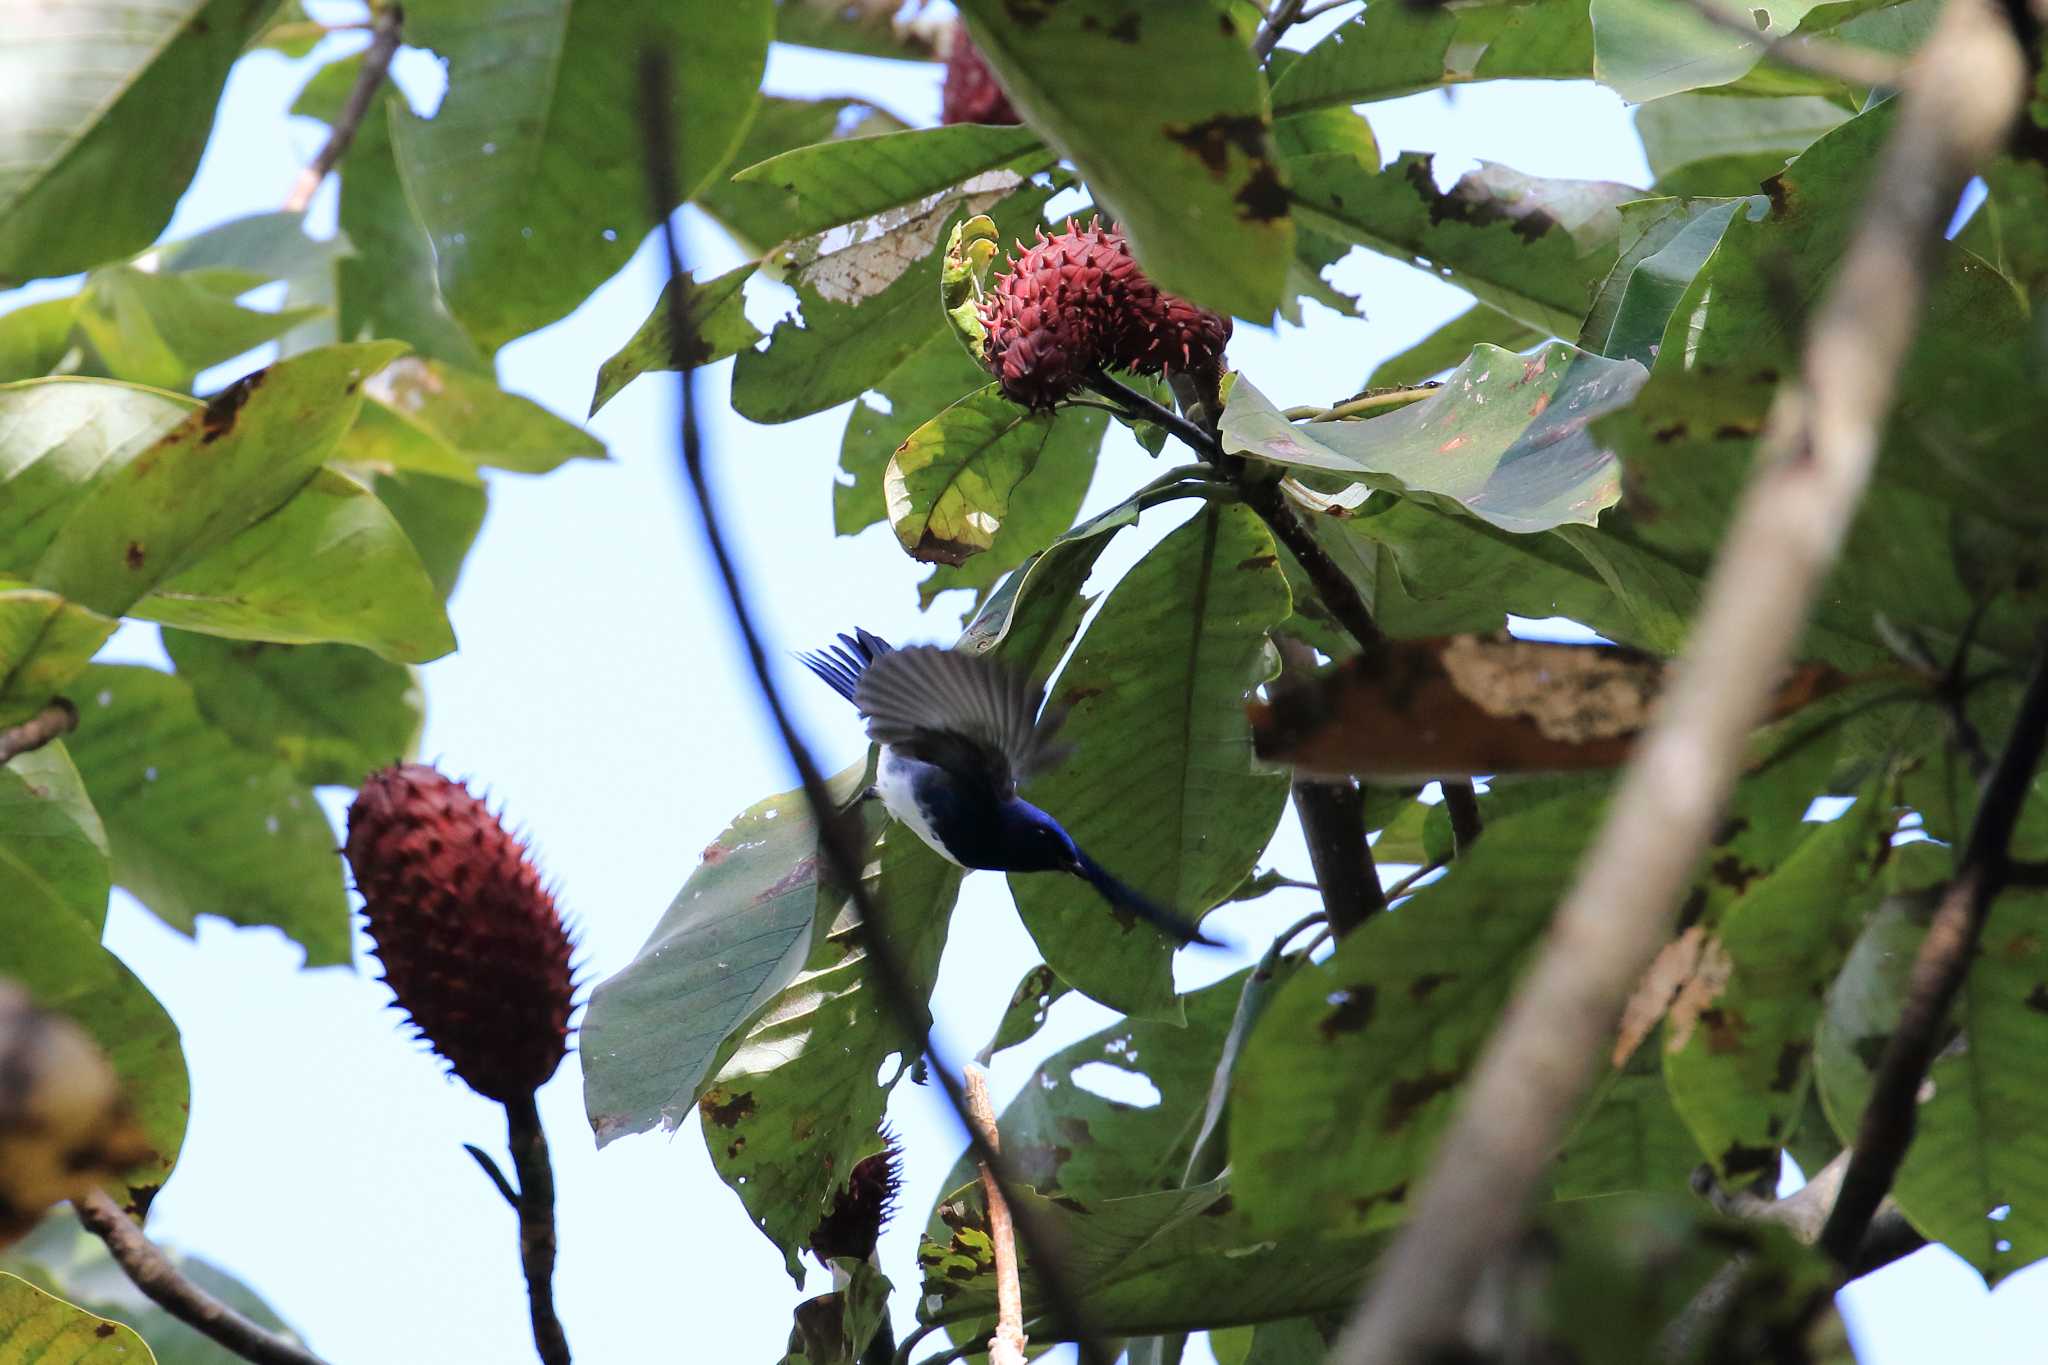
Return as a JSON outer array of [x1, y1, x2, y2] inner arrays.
[[1613, 925, 1707, 1068], [776, 171, 1025, 304]]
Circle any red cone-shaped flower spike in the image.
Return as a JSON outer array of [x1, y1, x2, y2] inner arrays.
[[941, 27, 1020, 126], [809, 1134, 903, 1264], [979, 218, 1233, 409], [346, 764, 574, 1104]]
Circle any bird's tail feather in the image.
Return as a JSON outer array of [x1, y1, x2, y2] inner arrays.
[[1073, 850, 1220, 948], [796, 628, 895, 704]]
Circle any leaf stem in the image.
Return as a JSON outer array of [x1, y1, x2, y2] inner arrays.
[[1282, 385, 1439, 422], [504, 1094, 571, 1365]]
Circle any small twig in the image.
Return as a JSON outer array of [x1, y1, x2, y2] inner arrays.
[[1277, 638, 1384, 935], [464, 1142, 520, 1210], [1086, 371, 1221, 459], [1820, 634, 2048, 1262], [75, 1189, 329, 1365], [1441, 781, 1483, 853], [0, 698, 78, 766], [1687, 1155, 1925, 1280], [1253, 0, 1310, 59], [1283, 386, 1439, 422], [283, 2, 404, 212], [965, 1066, 1028, 1365], [1381, 857, 1448, 901], [636, 50, 1107, 1365], [1332, 2, 2027, 1359], [504, 1095, 570, 1365], [1680, 0, 1906, 87], [1297, 0, 1361, 19]]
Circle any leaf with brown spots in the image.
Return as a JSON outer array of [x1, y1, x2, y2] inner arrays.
[[0, 1274, 156, 1362]]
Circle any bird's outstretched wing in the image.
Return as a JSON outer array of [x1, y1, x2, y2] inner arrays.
[[852, 645, 1069, 798]]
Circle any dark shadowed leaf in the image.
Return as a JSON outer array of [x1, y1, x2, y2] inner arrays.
[[1010, 504, 1291, 1020], [1579, 197, 1757, 366], [774, 0, 941, 62], [972, 964, 1073, 1066], [65, 664, 350, 967], [955, 0, 1293, 321], [1636, 95, 1851, 197]]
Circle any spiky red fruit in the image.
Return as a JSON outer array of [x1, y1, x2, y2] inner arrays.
[[809, 1134, 903, 1264], [345, 764, 574, 1104], [941, 27, 1019, 126], [979, 218, 1233, 409]]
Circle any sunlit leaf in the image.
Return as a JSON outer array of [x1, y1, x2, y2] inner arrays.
[[1272, 0, 1594, 113], [0, 1274, 156, 1363], [589, 264, 761, 416]]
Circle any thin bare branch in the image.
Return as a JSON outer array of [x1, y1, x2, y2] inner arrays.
[[1681, 0, 1906, 87], [1330, 2, 2027, 1359], [75, 1189, 330, 1365], [1820, 635, 2048, 1261], [634, 50, 1107, 1365], [0, 699, 77, 766], [504, 1095, 571, 1365], [966, 1066, 1028, 1365], [1253, 0, 1309, 59], [283, 3, 403, 213]]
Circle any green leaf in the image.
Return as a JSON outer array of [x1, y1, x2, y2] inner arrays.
[[1663, 788, 1892, 1182], [734, 187, 1050, 424], [0, 1274, 156, 1363], [1010, 504, 1291, 1020], [957, 494, 1142, 681], [1271, 0, 1595, 113], [914, 434, 1099, 611], [1636, 95, 1852, 197], [162, 633, 422, 787], [1365, 303, 1546, 387], [391, 0, 774, 349], [26, 343, 405, 619], [1591, 0, 1835, 102], [0, 744, 186, 1197], [777, 1262, 893, 1365], [0, 381, 188, 574], [589, 264, 762, 417], [733, 124, 1051, 243], [972, 964, 1072, 1066], [0, 299, 83, 384], [1231, 788, 1601, 1234], [1578, 197, 1757, 365], [1290, 156, 1639, 337], [359, 357, 604, 476], [697, 98, 863, 257], [1817, 886, 2048, 1281], [67, 268, 319, 394], [0, 588, 118, 726], [1222, 345, 1640, 533], [955, 0, 1293, 321], [885, 385, 1106, 566], [1552, 1061, 1702, 1201], [5, 1217, 307, 1365], [0, 0, 274, 284], [833, 331, 993, 537], [580, 763, 865, 1148], [705, 823, 964, 1276], [132, 468, 453, 664], [65, 664, 350, 967], [774, 0, 939, 61], [370, 471, 487, 602]]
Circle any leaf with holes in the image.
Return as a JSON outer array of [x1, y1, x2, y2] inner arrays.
[[589, 265, 762, 416], [733, 123, 1050, 242]]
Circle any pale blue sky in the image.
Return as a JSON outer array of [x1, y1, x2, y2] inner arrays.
[[9, 6, 2036, 1361]]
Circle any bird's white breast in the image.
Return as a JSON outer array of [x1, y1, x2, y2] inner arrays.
[[875, 746, 963, 866]]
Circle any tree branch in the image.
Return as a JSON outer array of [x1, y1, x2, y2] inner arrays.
[[283, 2, 403, 213], [965, 1066, 1028, 1365], [1253, 0, 1309, 60], [0, 698, 77, 767], [1329, 2, 2028, 1359], [635, 51, 1107, 1365], [503, 1095, 571, 1365], [1819, 635, 2048, 1261], [1276, 638, 1383, 936], [74, 1189, 329, 1365], [1440, 781, 1482, 853]]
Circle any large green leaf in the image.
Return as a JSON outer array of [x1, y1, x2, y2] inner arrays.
[[0, 299, 79, 384], [913, 434, 1099, 611], [0, 1275, 155, 1364], [773, 0, 938, 61], [25, 343, 405, 619], [833, 331, 993, 537], [69, 268, 323, 393], [0, 0, 274, 284], [1365, 302, 1546, 387], [358, 357, 604, 476], [588, 264, 761, 417], [1289, 156, 1639, 337], [131, 468, 452, 663], [1222, 344, 1640, 533], [1635, 94, 1852, 197], [955, 0, 1293, 321], [1578, 196, 1756, 366], [370, 471, 487, 602], [733, 124, 1051, 243], [703, 823, 964, 1278], [0, 744, 186, 1198], [64, 664, 349, 967], [885, 385, 1106, 566], [1816, 883, 2048, 1281], [696, 97, 863, 257], [1591, 0, 1835, 102], [1271, 0, 1594, 114], [161, 632, 423, 788], [1663, 786, 1891, 1182], [580, 763, 865, 1148], [391, 0, 774, 349], [1009, 504, 1291, 1020]]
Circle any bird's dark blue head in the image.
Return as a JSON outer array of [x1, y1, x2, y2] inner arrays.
[[998, 800, 1082, 874]]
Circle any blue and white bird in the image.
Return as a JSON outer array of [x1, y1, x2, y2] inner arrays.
[[799, 628, 1217, 947]]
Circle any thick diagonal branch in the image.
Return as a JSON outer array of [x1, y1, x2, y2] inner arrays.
[[75, 1189, 330, 1365], [1275, 637, 1383, 935], [1331, 2, 2028, 1360], [0, 699, 77, 766]]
